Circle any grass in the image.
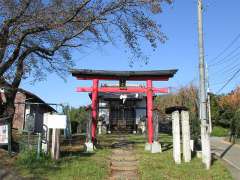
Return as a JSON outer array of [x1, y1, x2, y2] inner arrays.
[[15, 145, 111, 180], [128, 134, 233, 180], [4, 133, 233, 180], [211, 126, 230, 137]]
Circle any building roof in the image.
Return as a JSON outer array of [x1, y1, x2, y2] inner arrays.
[[70, 69, 178, 81], [18, 89, 57, 112], [165, 106, 189, 114]]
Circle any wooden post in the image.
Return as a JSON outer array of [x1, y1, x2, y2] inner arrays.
[[8, 120, 12, 156], [172, 110, 181, 164], [181, 111, 191, 162], [51, 128, 60, 160], [37, 132, 42, 159]]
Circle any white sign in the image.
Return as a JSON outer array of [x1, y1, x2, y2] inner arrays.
[[44, 114, 67, 129], [0, 125, 8, 144]]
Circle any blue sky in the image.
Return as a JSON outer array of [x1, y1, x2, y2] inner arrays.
[[21, 0, 240, 107]]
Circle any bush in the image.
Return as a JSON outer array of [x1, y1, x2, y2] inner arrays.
[[211, 126, 229, 137], [16, 149, 51, 168]]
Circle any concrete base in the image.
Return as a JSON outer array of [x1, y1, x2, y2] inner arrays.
[[196, 151, 202, 158], [145, 143, 152, 151], [84, 142, 94, 152], [151, 141, 162, 153]]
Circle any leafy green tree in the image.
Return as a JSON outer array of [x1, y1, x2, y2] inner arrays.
[[209, 94, 221, 126], [68, 106, 89, 134], [230, 109, 240, 141]]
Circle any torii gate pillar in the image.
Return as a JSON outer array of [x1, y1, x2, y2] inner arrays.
[[91, 79, 99, 142], [147, 80, 153, 144]]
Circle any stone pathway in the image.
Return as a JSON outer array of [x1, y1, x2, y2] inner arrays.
[[109, 139, 139, 180], [211, 137, 240, 180]]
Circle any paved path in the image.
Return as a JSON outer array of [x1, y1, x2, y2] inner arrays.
[[109, 138, 139, 180], [211, 137, 240, 180]]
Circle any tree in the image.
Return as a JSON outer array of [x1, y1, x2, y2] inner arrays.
[[66, 106, 89, 133], [0, 0, 172, 119], [155, 84, 200, 141]]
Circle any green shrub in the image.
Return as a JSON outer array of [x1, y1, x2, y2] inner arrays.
[[16, 149, 51, 168], [211, 126, 229, 137]]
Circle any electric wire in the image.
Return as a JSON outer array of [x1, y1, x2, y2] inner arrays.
[[209, 45, 240, 67], [208, 33, 240, 65], [216, 68, 240, 93], [209, 56, 240, 76]]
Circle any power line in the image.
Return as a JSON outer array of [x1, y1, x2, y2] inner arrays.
[[208, 33, 240, 64], [210, 58, 240, 77], [209, 51, 240, 70], [209, 45, 240, 67], [216, 68, 240, 94]]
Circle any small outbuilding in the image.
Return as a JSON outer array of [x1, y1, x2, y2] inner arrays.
[[13, 89, 56, 133]]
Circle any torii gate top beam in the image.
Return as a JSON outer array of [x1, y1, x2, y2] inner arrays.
[[70, 69, 178, 81]]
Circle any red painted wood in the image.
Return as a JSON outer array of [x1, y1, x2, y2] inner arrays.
[[147, 80, 153, 144], [91, 79, 99, 141], [76, 87, 169, 93]]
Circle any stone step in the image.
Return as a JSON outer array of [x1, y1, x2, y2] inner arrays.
[[112, 150, 135, 156], [110, 170, 138, 180], [109, 174, 139, 180], [110, 156, 137, 161], [111, 161, 138, 167], [111, 165, 138, 171]]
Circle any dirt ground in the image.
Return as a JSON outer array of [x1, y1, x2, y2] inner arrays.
[[0, 148, 25, 180]]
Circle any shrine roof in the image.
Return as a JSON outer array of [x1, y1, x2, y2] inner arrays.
[[70, 69, 178, 81]]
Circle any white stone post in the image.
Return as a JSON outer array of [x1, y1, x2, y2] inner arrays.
[[172, 111, 181, 164], [181, 110, 191, 162], [98, 121, 102, 135], [51, 128, 60, 160]]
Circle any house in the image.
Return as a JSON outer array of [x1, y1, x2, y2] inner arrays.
[[13, 89, 56, 133]]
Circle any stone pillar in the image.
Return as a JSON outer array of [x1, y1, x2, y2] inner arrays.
[[85, 109, 94, 152], [172, 111, 181, 164], [151, 110, 162, 153], [181, 110, 191, 162]]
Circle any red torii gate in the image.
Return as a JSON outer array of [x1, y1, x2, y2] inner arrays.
[[71, 69, 177, 145]]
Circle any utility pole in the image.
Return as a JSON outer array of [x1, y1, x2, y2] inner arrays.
[[206, 64, 212, 133], [197, 0, 211, 169]]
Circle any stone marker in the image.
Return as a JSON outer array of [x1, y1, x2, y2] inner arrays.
[[150, 110, 162, 153], [181, 110, 191, 162], [172, 110, 181, 164]]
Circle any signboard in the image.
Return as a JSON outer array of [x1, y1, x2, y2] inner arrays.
[[25, 114, 35, 132], [44, 114, 67, 129], [0, 124, 8, 144]]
